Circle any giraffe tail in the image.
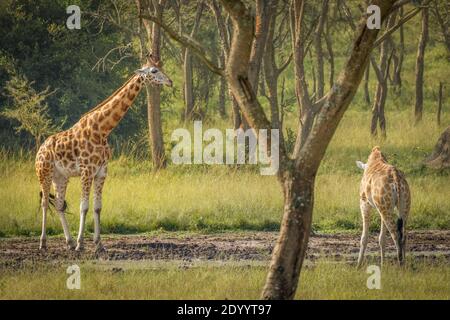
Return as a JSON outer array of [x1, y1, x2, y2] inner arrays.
[[39, 191, 68, 212]]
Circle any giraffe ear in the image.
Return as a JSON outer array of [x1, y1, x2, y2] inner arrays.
[[356, 161, 367, 171], [146, 52, 162, 68]]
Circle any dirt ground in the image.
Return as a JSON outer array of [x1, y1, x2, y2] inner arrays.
[[1, 230, 450, 270]]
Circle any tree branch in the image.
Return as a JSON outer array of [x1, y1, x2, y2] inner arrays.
[[373, 0, 431, 48], [140, 14, 224, 75]]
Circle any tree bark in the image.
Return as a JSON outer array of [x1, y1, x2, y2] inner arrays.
[[263, 0, 395, 300], [291, 0, 316, 154], [414, 7, 429, 124], [432, 1, 450, 57], [324, 13, 335, 91], [184, 2, 204, 121], [392, 6, 404, 95], [139, 0, 166, 170], [437, 82, 443, 125], [370, 12, 397, 138], [363, 63, 371, 105], [314, 0, 329, 99], [425, 126, 450, 169]]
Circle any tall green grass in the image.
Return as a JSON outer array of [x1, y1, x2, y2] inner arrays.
[[0, 109, 448, 237], [0, 259, 448, 299]]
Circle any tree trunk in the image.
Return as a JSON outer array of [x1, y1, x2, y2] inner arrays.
[[262, 170, 315, 299], [414, 7, 429, 124], [432, 1, 450, 57], [324, 14, 335, 91], [157, 0, 395, 300], [137, 0, 166, 170], [262, 0, 394, 300], [370, 12, 397, 138], [392, 6, 404, 95], [437, 82, 443, 125], [314, 0, 329, 99], [184, 50, 194, 120], [364, 63, 371, 105], [218, 51, 227, 118], [291, 0, 316, 156], [184, 2, 204, 121], [425, 126, 450, 169]]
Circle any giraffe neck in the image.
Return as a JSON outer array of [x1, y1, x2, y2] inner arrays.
[[80, 74, 145, 138]]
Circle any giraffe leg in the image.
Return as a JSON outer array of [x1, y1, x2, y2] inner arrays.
[[379, 221, 387, 267], [381, 212, 404, 266], [37, 160, 53, 251], [53, 173, 75, 250], [93, 166, 107, 255], [75, 170, 93, 252], [39, 181, 51, 251], [357, 200, 372, 268]]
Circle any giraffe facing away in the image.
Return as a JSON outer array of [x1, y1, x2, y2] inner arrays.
[[35, 57, 172, 253], [355, 146, 411, 267]]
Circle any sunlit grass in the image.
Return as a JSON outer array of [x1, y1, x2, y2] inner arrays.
[[1, 109, 449, 237], [1, 259, 448, 299]]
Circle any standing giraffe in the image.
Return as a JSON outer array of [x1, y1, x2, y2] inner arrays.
[[355, 146, 411, 267], [35, 58, 172, 253]]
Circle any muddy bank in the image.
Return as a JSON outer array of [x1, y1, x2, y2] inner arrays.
[[1, 230, 450, 270]]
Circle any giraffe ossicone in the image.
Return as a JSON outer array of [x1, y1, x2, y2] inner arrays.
[[35, 62, 172, 253]]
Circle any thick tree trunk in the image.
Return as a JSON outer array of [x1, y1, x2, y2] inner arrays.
[[262, 171, 315, 299], [262, 0, 394, 300], [414, 7, 429, 124]]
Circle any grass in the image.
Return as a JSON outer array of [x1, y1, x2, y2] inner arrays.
[[1, 259, 449, 299], [0, 109, 449, 237]]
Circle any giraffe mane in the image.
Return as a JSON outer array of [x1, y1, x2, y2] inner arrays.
[[79, 74, 137, 120]]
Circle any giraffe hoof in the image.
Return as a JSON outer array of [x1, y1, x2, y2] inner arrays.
[[67, 239, 76, 250], [39, 239, 47, 251], [75, 244, 84, 252], [95, 243, 107, 258]]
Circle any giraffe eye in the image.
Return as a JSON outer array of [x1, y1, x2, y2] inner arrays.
[[150, 67, 158, 74]]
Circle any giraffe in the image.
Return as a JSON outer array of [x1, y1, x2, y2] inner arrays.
[[35, 57, 172, 253], [355, 146, 411, 267]]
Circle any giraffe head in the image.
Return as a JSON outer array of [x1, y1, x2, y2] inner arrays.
[[368, 146, 387, 164], [135, 53, 173, 87], [356, 146, 387, 171]]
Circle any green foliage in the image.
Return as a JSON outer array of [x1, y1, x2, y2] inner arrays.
[[1, 62, 63, 146]]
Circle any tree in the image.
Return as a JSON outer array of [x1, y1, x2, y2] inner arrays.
[[425, 126, 450, 169], [142, 0, 416, 300], [370, 12, 397, 138], [1, 70, 62, 150], [136, 0, 167, 169], [414, 6, 429, 124]]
